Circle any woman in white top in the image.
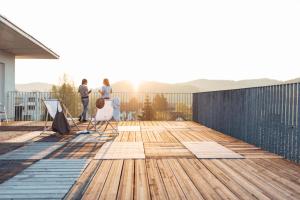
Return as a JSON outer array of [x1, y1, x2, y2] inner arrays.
[[99, 78, 112, 99]]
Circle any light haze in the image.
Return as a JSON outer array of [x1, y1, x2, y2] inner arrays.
[[1, 0, 300, 87]]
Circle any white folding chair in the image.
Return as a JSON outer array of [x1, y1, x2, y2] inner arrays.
[[42, 99, 79, 132], [0, 103, 8, 123], [87, 100, 118, 135]]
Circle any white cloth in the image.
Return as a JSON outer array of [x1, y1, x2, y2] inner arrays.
[[43, 100, 62, 118], [94, 100, 113, 121]]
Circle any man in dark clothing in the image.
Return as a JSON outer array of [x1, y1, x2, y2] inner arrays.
[[78, 79, 91, 122]]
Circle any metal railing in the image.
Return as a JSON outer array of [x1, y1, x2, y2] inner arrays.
[[5, 91, 192, 121], [193, 83, 300, 163]]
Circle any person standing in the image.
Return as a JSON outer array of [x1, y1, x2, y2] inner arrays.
[[78, 79, 91, 122], [99, 78, 112, 99]]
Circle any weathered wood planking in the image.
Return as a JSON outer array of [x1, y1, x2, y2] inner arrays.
[[0, 159, 89, 199], [1, 121, 300, 200], [65, 160, 102, 200], [178, 158, 239, 200], [183, 141, 244, 159], [144, 142, 194, 158], [71, 134, 112, 143], [156, 159, 188, 199], [0, 142, 66, 160], [33, 134, 75, 142], [118, 126, 141, 132], [47, 142, 103, 159], [0, 131, 30, 142], [117, 160, 134, 199], [135, 160, 151, 200], [220, 141, 282, 159], [94, 142, 145, 160], [146, 159, 169, 199], [2, 131, 43, 143], [82, 160, 113, 200]]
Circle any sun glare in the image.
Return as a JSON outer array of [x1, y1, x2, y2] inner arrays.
[[131, 79, 141, 91]]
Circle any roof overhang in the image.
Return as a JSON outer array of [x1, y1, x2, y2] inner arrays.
[[0, 15, 59, 59]]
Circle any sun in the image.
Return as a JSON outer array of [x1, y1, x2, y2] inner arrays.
[[131, 79, 141, 91]]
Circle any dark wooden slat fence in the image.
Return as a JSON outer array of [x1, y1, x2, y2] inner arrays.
[[193, 83, 300, 163]]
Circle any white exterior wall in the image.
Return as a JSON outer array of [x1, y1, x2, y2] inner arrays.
[[0, 50, 15, 106]]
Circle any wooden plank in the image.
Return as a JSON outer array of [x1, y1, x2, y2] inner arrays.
[[118, 126, 141, 132], [182, 142, 244, 159], [146, 132, 157, 142], [64, 160, 102, 200], [3, 131, 44, 143], [167, 159, 204, 200], [178, 158, 238, 200], [216, 159, 290, 199], [71, 134, 113, 143], [128, 131, 136, 142], [146, 159, 168, 200], [223, 159, 300, 200], [153, 131, 164, 142], [134, 160, 151, 200], [135, 131, 143, 142], [0, 142, 66, 160], [121, 132, 130, 142], [82, 160, 113, 200], [99, 160, 123, 199], [201, 160, 266, 200], [156, 159, 187, 199], [241, 159, 300, 195], [252, 159, 300, 184], [47, 142, 103, 159], [2, 121, 300, 199], [94, 142, 145, 159], [141, 131, 150, 142], [114, 131, 123, 142], [33, 134, 75, 142], [117, 160, 134, 200], [144, 143, 193, 158]]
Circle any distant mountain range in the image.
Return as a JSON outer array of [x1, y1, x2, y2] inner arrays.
[[16, 82, 54, 92], [16, 78, 300, 93]]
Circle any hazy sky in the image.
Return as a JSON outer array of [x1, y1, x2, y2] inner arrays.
[[1, 0, 300, 87]]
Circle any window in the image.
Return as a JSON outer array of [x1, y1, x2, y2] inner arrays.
[[28, 97, 36, 102], [28, 105, 35, 110]]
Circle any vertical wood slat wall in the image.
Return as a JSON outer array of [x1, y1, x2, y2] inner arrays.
[[193, 83, 300, 163]]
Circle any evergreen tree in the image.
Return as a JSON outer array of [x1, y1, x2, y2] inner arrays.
[[141, 95, 153, 120]]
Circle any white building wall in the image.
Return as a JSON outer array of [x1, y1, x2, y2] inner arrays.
[[0, 50, 15, 106]]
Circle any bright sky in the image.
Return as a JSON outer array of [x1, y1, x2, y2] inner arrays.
[[1, 0, 300, 87]]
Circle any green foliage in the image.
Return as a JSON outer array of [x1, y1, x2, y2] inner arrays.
[[140, 95, 154, 120], [121, 97, 141, 112], [51, 74, 80, 116], [152, 94, 169, 120], [152, 94, 168, 111]]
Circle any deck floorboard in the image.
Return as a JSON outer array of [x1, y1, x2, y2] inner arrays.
[[0, 121, 299, 199]]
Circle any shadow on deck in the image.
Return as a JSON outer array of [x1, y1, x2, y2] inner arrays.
[[0, 121, 299, 199]]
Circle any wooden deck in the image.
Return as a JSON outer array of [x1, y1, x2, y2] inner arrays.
[[0, 121, 299, 199]]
